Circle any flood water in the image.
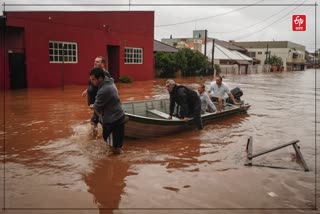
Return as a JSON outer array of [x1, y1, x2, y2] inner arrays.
[[1, 69, 319, 214]]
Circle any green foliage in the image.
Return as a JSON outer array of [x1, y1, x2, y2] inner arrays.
[[214, 64, 221, 75], [119, 75, 132, 83], [154, 48, 208, 78], [199, 63, 221, 76], [264, 55, 283, 69], [154, 52, 178, 78], [175, 48, 208, 77]]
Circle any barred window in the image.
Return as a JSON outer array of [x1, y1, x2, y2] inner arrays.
[[124, 47, 143, 64], [49, 41, 78, 63]]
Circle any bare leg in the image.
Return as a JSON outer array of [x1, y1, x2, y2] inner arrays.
[[218, 97, 223, 111]]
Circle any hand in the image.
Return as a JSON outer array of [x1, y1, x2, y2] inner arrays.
[[89, 104, 94, 109], [167, 115, 172, 120], [183, 117, 190, 122], [82, 89, 88, 97]]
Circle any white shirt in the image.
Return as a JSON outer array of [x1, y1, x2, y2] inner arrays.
[[209, 82, 230, 98], [199, 92, 217, 113]]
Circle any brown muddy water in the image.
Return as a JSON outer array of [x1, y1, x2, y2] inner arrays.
[[0, 69, 319, 214]]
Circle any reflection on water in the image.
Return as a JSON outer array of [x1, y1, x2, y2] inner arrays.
[[1, 69, 318, 213]]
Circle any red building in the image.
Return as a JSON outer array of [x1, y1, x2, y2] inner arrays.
[[0, 11, 154, 89]]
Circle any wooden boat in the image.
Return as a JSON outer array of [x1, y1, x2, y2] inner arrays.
[[122, 98, 250, 138]]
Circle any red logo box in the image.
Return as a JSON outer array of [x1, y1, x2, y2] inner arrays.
[[292, 15, 306, 31]]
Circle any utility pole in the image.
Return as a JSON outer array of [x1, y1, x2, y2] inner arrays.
[[265, 44, 269, 72], [212, 39, 215, 78], [204, 29, 207, 57]]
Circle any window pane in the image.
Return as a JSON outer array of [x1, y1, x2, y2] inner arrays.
[[54, 43, 58, 49], [49, 42, 53, 49], [50, 56, 53, 61]]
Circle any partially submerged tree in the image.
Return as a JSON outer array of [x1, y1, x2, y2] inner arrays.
[[265, 55, 283, 71]]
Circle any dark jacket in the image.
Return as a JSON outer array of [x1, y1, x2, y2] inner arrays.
[[169, 85, 200, 118], [87, 69, 111, 106], [93, 77, 124, 124]]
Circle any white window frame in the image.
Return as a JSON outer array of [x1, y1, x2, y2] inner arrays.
[[49, 41, 78, 63], [124, 47, 143, 64]]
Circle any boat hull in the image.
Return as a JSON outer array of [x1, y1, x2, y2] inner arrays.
[[122, 98, 250, 138]]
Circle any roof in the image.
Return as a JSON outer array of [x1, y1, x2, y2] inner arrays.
[[215, 39, 247, 52], [235, 60, 250, 65], [207, 43, 253, 61], [154, 40, 178, 53], [234, 41, 305, 51]]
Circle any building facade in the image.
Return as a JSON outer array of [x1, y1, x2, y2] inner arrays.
[[0, 11, 154, 89], [234, 41, 306, 71]]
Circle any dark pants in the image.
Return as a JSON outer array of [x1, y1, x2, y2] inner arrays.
[[88, 84, 99, 125], [103, 115, 126, 148], [192, 102, 203, 130], [178, 99, 203, 130]]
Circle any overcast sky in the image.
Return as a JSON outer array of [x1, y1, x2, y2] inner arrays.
[[1, 0, 319, 52]]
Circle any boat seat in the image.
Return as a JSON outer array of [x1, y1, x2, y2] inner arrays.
[[147, 109, 180, 120]]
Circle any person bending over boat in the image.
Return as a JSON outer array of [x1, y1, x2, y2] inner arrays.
[[208, 76, 239, 111], [89, 67, 125, 154], [82, 56, 111, 135], [197, 84, 217, 114], [165, 79, 203, 130]]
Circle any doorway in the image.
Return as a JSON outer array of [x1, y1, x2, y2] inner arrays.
[[107, 45, 120, 81], [9, 53, 27, 89]]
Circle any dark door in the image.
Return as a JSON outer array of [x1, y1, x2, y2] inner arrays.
[[107, 45, 120, 81], [9, 53, 27, 89]]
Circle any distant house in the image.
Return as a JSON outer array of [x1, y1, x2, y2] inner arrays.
[[154, 40, 178, 53], [161, 30, 253, 74], [234, 41, 306, 71], [0, 11, 155, 89]]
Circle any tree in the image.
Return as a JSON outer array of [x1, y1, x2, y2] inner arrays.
[[154, 52, 178, 78], [264, 55, 283, 71], [176, 48, 208, 77]]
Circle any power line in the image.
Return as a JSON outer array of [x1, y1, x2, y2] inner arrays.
[[2, 3, 318, 7], [230, 0, 311, 41], [155, 0, 264, 27], [212, 0, 302, 34]]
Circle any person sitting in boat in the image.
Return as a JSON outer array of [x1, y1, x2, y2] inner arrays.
[[165, 79, 203, 130], [208, 76, 239, 111], [197, 84, 217, 114]]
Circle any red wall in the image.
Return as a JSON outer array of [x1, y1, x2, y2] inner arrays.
[[1, 11, 154, 89], [0, 27, 4, 90]]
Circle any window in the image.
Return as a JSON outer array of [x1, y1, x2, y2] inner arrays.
[[248, 52, 256, 57], [258, 51, 262, 55], [49, 41, 78, 63], [124, 47, 143, 64]]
